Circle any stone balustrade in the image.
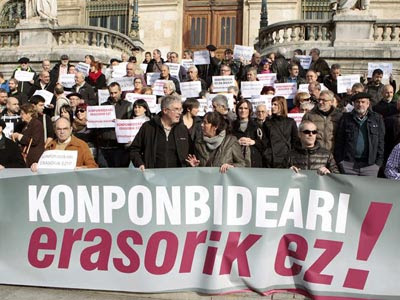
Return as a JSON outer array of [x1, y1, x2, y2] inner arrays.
[[373, 20, 400, 42], [0, 29, 19, 48]]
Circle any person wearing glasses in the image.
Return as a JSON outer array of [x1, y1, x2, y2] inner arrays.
[[289, 120, 338, 175], [290, 92, 312, 113], [302, 90, 342, 152], [130, 95, 192, 171]]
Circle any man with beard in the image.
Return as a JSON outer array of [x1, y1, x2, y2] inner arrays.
[[8, 78, 28, 105], [334, 92, 384, 176]]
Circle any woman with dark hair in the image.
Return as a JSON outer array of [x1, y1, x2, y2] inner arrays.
[[59, 104, 74, 125], [186, 111, 246, 173], [132, 99, 151, 120], [11, 103, 44, 167], [261, 86, 275, 95], [86, 61, 106, 91], [231, 99, 264, 167], [182, 98, 202, 143], [263, 96, 299, 168]]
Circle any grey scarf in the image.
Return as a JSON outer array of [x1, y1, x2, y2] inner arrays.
[[203, 130, 226, 150]]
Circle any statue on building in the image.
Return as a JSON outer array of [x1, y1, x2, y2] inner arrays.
[[26, 0, 57, 23], [329, 0, 370, 12]]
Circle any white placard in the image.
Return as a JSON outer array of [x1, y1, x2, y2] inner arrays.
[[295, 55, 312, 70], [98, 89, 110, 105], [288, 113, 305, 127], [146, 73, 160, 86], [233, 45, 254, 61], [250, 95, 273, 112], [125, 93, 157, 113], [181, 59, 194, 71], [212, 75, 235, 93], [197, 98, 209, 117], [193, 50, 210, 65], [87, 105, 116, 128], [152, 80, 167, 96], [274, 82, 297, 99], [113, 77, 134, 92], [33, 90, 53, 106], [207, 93, 235, 110], [76, 62, 90, 76], [59, 74, 75, 88], [257, 73, 277, 86], [298, 83, 328, 93], [37, 150, 78, 170], [368, 62, 392, 83], [3, 122, 14, 138], [112, 63, 127, 78], [345, 103, 354, 112], [337, 75, 360, 94], [140, 63, 148, 73], [165, 63, 180, 79], [14, 71, 34, 82], [241, 81, 264, 98], [180, 81, 202, 98], [115, 119, 146, 144]]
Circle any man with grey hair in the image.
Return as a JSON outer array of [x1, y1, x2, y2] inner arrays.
[[186, 66, 207, 91], [309, 48, 330, 83], [373, 84, 397, 118], [130, 95, 192, 170], [72, 72, 96, 105], [302, 89, 342, 152], [212, 94, 236, 123], [159, 64, 181, 94], [146, 49, 164, 73], [308, 81, 322, 103]]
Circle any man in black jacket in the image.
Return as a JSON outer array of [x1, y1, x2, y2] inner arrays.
[[130, 95, 192, 170], [334, 92, 385, 176], [72, 72, 96, 105]]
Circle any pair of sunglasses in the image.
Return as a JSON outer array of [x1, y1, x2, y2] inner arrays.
[[302, 130, 318, 135]]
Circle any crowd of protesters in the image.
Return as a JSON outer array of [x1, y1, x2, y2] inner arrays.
[[0, 46, 399, 180]]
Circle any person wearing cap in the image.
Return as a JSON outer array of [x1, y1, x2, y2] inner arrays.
[[11, 57, 36, 97], [0, 119, 26, 169], [197, 44, 220, 88], [50, 54, 71, 84], [66, 92, 83, 115], [334, 92, 385, 176]]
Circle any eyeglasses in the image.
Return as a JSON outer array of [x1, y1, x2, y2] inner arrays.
[[302, 130, 318, 135], [318, 98, 331, 103], [77, 109, 86, 113], [256, 110, 266, 114], [167, 108, 183, 114]]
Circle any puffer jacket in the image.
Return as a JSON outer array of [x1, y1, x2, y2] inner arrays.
[[302, 107, 342, 152], [289, 142, 339, 173], [195, 134, 246, 167]]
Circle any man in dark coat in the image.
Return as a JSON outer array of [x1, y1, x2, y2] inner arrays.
[[72, 72, 96, 106], [309, 48, 330, 83], [0, 119, 26, 168]]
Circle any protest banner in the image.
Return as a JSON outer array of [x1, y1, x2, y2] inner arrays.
[[207, 93, 235, 110], [75, 62, 90, 76], [241, 81, 264, 98], [125, 94, 157, 113], [368, 62, 392, 84], [257, 73, 277, 86], [337, 75, 360, 94], [37, 150, 78, 170], [212, 75, 235, 93], [233, 45, 254, 61], [146, 73, 160, 86], [181, 59, 194, 71], [0, 168, 398, 300], [295, 55, 312, 69], [112, 63, 128, 78], [194, 50, 210, 65], [274, 82, 297, 99], [165, 63, 180, 79], [180, 81, 202, 98], [197, 98, 209, 116], [113, 77, 135, 92], [33, 90, 53, 106], [250, 95, 273, 112], [140, 63, 148, 73], [59, 74, 75, 89], [288, 112, 305, 127], [98, 89, 110, 105], [152, 80, 167, 96], [87, 105, 116, 128], [14, 70, 35, 82], [115, 119, 146, 143]]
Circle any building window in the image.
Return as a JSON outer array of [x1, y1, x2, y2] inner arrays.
[[220, 17, 236, 47], [87, 0, 129, 35], [302, 0, 331, 20]]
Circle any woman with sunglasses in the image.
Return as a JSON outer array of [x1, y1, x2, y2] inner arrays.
[[73, 103, 96, 155], [289, 92, 312, 113]]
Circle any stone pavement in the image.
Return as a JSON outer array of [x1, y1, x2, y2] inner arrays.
[[0, 285, 310, 300]]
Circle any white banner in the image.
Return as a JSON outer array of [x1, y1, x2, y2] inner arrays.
[[115, 119, 146, 144], [98, 89, 110, 105], [337, 75, 360, 94], [113, 77, 135, 92], [180, 81, 202, 98], [295, 55, 312, 70], [233, 45, 254, 61], [146, 73, 160, 86], [153, 80, 167, 96], [257, 73, 277, 86], [37, 150, 78, 170], [87, 105, 116, 128], [14, 71, 34, 82], [33, 90, 53, 106], [181, 59, 195, 71], [125, 94, 158, 113], [250, 95, 273, 112], [75, 62, 90, 76], [193, 50, 210, 65], [212, 75, 235, 93], [274, 82, 297, 99], [241, 81, 264, 98], [288, 113, 305, 127], [59, 74, 75, 88]]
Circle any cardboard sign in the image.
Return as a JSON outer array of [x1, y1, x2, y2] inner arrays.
[[113, 77, 134, 92], [59, 74, 75, 88], [33, 90, 53, 106], [97, 89, 110, 105], [180, 81, 202, 98], [140, 63, 148, 73], [193, 50, 210, 65], [37, 150, 78, 170], [250, 95, 273, 112], [233, 45, 254, 61], [288, 113, 305, 127], [295, 55, 312, 70], [75, 62, 90, 76], [14, 71, 34, 82], [212, 75, 235, 93], [115, 119, 146, 144], [257, 73, 277, 86], [165, 63, 180, 79], [181, 59, 195, 71], [125, 94, 157, 113], [274, 82, 297, 99], [241, 81, 264, 98], [207, 93, 235, 110], [337, 75, 360, 94], [87, 105, 116, 128], [146, 73, 160, 86], [112, 63, 127, 78], [152, 80, 167, 96]]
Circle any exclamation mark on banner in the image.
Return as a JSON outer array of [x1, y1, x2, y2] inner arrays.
[[343, 202, 392, 290]]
